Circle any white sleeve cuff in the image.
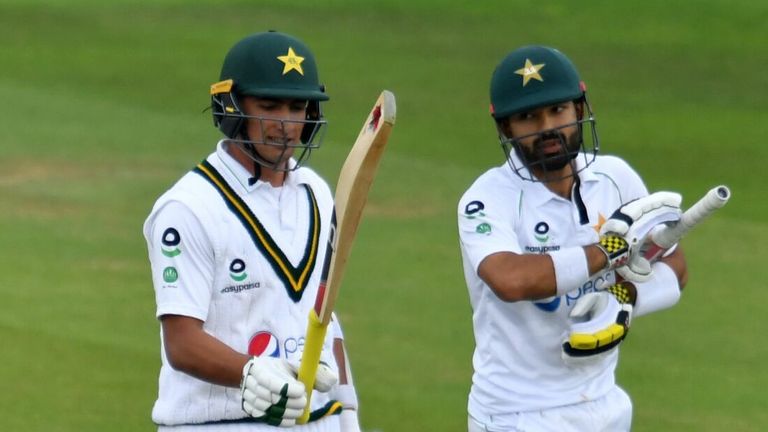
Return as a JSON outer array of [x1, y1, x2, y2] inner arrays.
[[634, 261, 681, 317], [335, 383, 358, 410], [549, 247, 590, 296]]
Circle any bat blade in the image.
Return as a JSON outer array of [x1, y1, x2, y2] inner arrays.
[[642, 185, 731, 262], [297, 90, 396, 424]]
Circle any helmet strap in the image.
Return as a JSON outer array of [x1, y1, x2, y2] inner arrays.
[[240, 131, 263, 185]]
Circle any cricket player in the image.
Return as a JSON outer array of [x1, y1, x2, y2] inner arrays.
[[458, 45, 689, 431], [143, 31, 360, 431]]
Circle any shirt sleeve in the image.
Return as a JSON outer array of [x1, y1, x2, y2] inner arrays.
[[145, 200, 215, 321], [458, 186, 523, 274]]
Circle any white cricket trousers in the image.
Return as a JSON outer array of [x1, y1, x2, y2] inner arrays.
[[158, 416, 340, 432], [468, 386, 633, 432]]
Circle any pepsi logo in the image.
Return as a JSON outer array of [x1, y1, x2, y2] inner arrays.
[[248, 331, 280, 358], [534, 296, 561, 312]]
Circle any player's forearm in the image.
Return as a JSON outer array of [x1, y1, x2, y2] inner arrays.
[[479, 252, 558, 301], [161, 315, 250, 387], [659, 245, 688, 289], [480, 246, 608, 302]]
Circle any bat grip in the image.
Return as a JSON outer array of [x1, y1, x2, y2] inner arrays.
[[643, 185, 730, 260], [297, 310, 328, 424]]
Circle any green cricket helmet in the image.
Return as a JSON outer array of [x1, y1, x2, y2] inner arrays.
[[489, 45, 599, 182], [211, 31, 328, 171]]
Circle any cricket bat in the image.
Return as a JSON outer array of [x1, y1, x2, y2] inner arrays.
[[641, 185, 731, 261], [297, 90, 396, 424]]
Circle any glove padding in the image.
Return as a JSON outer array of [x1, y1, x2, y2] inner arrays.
[[562, 290, 633, 366], [241, 357, 338, 427], [599, 192, 682, 279]]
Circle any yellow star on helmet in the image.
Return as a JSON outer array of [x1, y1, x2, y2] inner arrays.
[[277, 47, 305, 76], [515, 59, 546, 86]]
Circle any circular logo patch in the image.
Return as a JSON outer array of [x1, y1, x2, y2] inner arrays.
[[248, 331, 280, 358], [162, 266, 178, 283]]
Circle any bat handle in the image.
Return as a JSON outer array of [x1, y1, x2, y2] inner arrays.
[[642, 185, 731, 261], [296, 310, 328, 424]]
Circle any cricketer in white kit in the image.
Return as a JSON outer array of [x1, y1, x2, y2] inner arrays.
[[459, 45, 688, 431], [143, 31, 360, 431], [146, 145, 338, 428]]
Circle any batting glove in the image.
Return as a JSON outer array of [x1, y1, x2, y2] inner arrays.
[[240, 357, 339, 427], [562, 288, 633, 366], [241, 357, 307, 427], [598, 191, 682, 276]]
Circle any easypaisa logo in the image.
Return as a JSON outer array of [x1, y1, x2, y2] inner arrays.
[[221, 258, 260, 294], [229, 258, 247, 281], [161, 227, 181, 257]]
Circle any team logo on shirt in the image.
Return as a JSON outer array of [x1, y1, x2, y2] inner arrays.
[[476, 223, 491, 235], [229, 258, 248, 282], [160, 228, 181, 257], [592, 213, 607, 233], [162, 266, 178, 283], [248, 331, 281, 358]]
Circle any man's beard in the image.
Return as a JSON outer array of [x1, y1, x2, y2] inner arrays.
[[516, 128, 581, 172]]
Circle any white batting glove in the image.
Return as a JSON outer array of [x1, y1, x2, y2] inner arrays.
[[616, 254, 652, 282], [310, 361, 339, 393], [240, 358, 339, 427], [240, 357, 307, 427], [598, 192, 682, 274], [562, 290, 633, 366]]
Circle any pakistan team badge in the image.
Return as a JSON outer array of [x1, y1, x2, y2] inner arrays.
[[277, 47, 305, 75], [229, 259, 248, 282], [161, 227, 181, 257], [476, 223, 492, 235], [514, 58, 546, 86], [162, 266, 178, 283]]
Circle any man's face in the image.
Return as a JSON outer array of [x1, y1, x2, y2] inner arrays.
[[503, 101, 582, 172], [240, 96, 308, 166]]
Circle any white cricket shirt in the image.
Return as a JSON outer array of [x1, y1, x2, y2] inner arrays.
[[458, 152, 647, 424], [144, 141, 339, 427]]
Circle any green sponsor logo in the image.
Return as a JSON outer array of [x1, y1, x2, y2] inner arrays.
[[229, 258, 247, 282], [464, 211, 486, 220], [162, 248, 181, 257], [535, 221, 549, 243], [161, 228, 182, 257], [231, 272, 248, 282], [162, 266, 178, 283], [476, 222, 492, 235]]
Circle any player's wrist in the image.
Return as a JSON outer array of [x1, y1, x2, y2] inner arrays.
[[549, 247, 590, 296]]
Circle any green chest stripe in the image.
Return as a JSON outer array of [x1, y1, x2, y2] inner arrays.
[[194, 160, 321, 302]]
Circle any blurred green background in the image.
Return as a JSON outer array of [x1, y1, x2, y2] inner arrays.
[[1, 0, 766, 430]]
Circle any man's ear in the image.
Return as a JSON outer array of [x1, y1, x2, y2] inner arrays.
[[498, 117, 513, 138], [575, 100, 585, 120]]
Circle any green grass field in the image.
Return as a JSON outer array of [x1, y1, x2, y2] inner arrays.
[[1, 1, 766, 430]]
